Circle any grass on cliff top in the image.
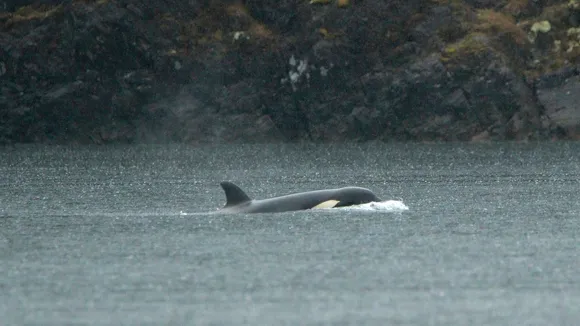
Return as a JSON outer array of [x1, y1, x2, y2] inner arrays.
[[197, 2, 275, 40], [439, 6, 531, 66], [475, 9, 529, 45], [158, 1, 277, 57], [6, 4, 62, 22], [503, 0, 532, 17], [432, 2, 528, 45], [0, 4, 63, 30], [2, 0, 108, 27], [514, 1, 580, 76], [441, 32, 490, 62], [437, 0, 580, 77]]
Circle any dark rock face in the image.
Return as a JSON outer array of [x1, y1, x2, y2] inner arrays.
[[1, 0, 579, 144], [2, 1, 168, 143], [535, 68, 580, 139], [245, 0, 299, 33]]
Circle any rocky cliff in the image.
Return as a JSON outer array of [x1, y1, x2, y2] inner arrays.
[[1, 0, 580, 144]]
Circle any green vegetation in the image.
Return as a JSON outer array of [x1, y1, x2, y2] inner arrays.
[[433, 0, 580, 76], [519, 1, 580, 74], [475, 9, 528, 46], [6, 4, 62, 25], [2, 1, 109, 29], [309, 0, 350, 7], [503, 0, 530, 17], [441, 32, 489, 63], [156, 2, 278, 59], [438, 7, 529, 69]]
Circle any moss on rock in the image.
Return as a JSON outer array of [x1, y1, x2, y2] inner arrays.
[[475, 9, 529, 46], [2, 3, 63, 29], [441, 32, 490, 64], [437, 6, 530, 70], [513, 1, 580, 76], [160, 1, 278, 60]]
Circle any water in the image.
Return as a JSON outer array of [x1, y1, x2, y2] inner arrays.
[[1, 143, 579, 325]]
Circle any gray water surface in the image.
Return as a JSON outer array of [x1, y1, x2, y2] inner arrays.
[[1, 143, 579, 325]]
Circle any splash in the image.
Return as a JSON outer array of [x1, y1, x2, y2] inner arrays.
[[333, 200, 409, 212]]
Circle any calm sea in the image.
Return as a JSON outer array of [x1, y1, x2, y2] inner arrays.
[[1, 143, 579, 325]]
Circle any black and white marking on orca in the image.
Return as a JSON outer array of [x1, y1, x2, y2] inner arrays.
[[217, 181, 381, 214]]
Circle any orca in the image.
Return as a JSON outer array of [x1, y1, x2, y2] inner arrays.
[[217, 181, 381, 214]]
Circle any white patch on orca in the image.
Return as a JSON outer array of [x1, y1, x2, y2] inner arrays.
[[312, 199, 340, 209]]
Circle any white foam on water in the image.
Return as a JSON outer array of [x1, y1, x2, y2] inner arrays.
[[179, 210, 219, 216], [333, 200, 409, 212]]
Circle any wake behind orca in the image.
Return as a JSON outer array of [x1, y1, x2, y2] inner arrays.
[[217, 181, 382, 214]]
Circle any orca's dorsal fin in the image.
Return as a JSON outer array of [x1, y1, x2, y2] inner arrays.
[[220, 181, 251, 207]]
